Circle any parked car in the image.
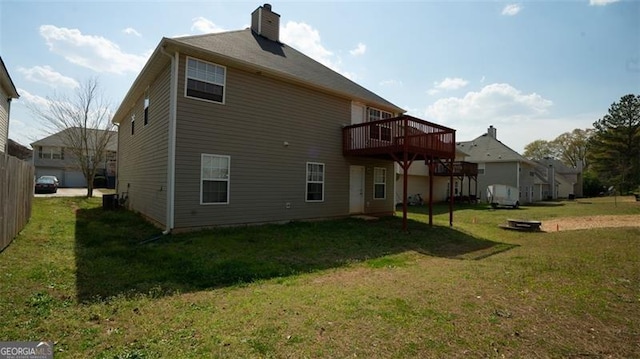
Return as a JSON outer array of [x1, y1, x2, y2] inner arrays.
[[35, 177, 58, 194], [37, 175, 59, 186]]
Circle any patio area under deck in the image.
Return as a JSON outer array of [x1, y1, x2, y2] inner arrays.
[[343, 115, 457, 231], [433, 161, 479, 203]]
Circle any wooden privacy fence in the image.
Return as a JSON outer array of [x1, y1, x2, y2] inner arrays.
[[0, 153, 34, 252]]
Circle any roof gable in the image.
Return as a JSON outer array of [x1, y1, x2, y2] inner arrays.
[[457, 133, 532, 164], [0, 56, 19, 99], [114, 28, 404, 124]]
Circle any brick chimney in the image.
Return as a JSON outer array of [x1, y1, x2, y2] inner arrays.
[[488, 125, 497, 139], [251, 4, 280, 42]]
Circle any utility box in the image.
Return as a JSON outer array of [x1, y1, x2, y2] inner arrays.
[[486, 184, 520, 209]]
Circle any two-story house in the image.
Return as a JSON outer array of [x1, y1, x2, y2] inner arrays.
[[533, 157, 583, 200], [457, 125, 537, 204], [31, 128, 117, 187], [1, 56, 20, 154], [113, 4, 456, 232]]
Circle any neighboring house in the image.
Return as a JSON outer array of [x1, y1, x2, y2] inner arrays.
[[113, 4, 455, 232], [533, 157, 583, 199], [457, 125, 538, 205], [31, 128, 117, 187], [0, 56, 20, 154]]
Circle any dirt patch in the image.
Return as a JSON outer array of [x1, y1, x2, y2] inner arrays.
[[542, 215, 640, 232]]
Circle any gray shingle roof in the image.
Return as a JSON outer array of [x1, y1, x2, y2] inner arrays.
[[169, 29, 404, 112], [31, 128, 117, 152], [457, 133, 531, 164]]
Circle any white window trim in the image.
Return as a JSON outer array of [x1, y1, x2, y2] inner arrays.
[[143, 88, 150, 126], [38, 146, 63, 160], [200, 154, 230, 205], [305, 162, 325, 203], [184, 56, 227, 105], [367, 107, 393, 142], [373, 167, 386, 200]]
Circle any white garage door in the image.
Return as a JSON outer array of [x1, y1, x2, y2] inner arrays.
[[64, 171, 87, 188]]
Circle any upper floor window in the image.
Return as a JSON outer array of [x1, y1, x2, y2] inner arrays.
[[186, 57, 226, 103], [368, 108, 392, 142], [131, 115, 135, 136], [38, 146, 64, 160], [306, 162, 325, 202], [143, 89, 150, 126]]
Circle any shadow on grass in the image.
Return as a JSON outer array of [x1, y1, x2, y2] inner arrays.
[[75, 207, 517, 303]]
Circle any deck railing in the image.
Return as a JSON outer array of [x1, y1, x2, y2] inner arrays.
[[433, 161, 478, 176], [342, 116, 455, 159]]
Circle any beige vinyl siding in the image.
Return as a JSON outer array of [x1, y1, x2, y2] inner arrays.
[[173, 54, 394, 229], [350, 158, 395, 214], [0, 91, 8, 153], [117, 65, 171, 226]]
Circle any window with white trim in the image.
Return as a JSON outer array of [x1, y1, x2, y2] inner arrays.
[[306, 162, 324, 202], [38, 146, 64, 160], [201, 154, 230, 204], [478, 163, 485, 175], [368, 108, 393, 141], [373, 167, 386, 200], [186, 57, 226, 103], [143, 89, 150, 126]]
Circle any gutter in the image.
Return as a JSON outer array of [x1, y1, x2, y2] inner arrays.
[[160, 46, 179, 235]]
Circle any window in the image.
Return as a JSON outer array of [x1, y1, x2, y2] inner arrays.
[[306, 162, 324, 202], [38, 146, 64, 160], [201, 154, 230, 204], [374, 167, 386, 199], [144, 89, 150, 126], [186, 57, 226, 103], [131, 115, 135, 135], [368, 108, 392, 141], [478, 163, 485, 175]]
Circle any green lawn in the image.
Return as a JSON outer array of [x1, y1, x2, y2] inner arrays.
[[0, 197, 638, 358]]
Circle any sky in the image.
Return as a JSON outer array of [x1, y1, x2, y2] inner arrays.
[[1, 0, 639, 153]]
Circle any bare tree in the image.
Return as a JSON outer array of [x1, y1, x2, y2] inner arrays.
[[29, 78, 116, 197]]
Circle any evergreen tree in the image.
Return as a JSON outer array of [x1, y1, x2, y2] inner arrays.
[[589, 94, 640, 193]]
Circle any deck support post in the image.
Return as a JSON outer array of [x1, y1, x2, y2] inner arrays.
[[428, 160, 434, 226]]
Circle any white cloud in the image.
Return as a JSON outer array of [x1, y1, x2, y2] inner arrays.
[[501, 4, 522, 16], [191, 17, 227, 34], [428, 77, 469, 95], [281, 21, 354, 79], [589, 0, 619, 5], [122, 27, 141, 37], [425, 83, 552, 125], [350, 43, 366, 56], [39, 25, 148, 74], [18, 66, 79, 88], [16, 88, 52, 108]]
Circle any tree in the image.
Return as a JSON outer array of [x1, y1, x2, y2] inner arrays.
[[588, 94, 640, 194], [523, 139, 556, 161], [29, 78, 116, 197], [551, 128, 592, 170]]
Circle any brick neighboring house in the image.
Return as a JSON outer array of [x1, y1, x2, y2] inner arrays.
[[113, 4, 456, 232], [0, 56, 19, 154], [31, 128, 117, 187], [457, 125, 538, 204]]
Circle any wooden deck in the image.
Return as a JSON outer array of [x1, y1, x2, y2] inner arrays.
[[342, 115, 455, 161], [342, 115, 457, 230]]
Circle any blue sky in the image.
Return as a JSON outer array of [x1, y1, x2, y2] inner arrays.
[[2, 0, 638, 153]]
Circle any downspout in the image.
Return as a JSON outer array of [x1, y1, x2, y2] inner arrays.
[[160, 46, 178, 235]]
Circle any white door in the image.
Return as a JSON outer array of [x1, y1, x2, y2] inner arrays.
[[349, 166, 365, 214]]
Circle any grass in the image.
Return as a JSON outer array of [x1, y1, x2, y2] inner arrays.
[[0, 196, 638, 358]]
